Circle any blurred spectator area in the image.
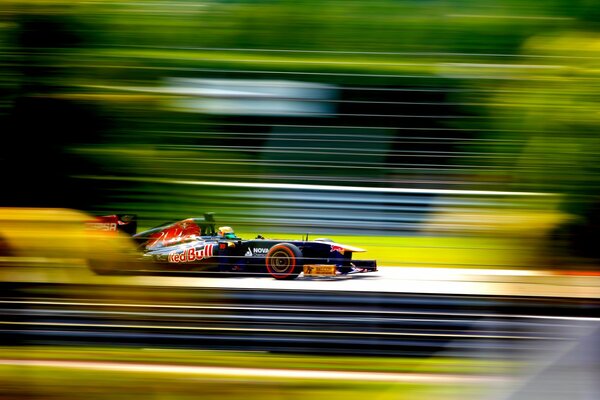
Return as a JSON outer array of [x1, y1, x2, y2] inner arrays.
[[164, 78, 337, 116], [82, 77, 559, 237]]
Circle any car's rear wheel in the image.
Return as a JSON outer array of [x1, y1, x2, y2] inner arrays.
[[265, 243, 303, 280]]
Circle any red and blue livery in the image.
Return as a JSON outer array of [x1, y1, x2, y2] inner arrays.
[[88, 213, 377, 280]]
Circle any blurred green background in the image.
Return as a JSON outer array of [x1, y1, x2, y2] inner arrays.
[[2, 3, 600, 399], [2, 0, 600, 268]]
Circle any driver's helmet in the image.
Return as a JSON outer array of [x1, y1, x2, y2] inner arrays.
[[217, 226, 236, 239]]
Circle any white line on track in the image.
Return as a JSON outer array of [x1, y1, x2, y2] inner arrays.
[[2, 265, 600, 298], [0, 359, 511, 384], [2, 300, 600, 322], [0, 321, 564, 340]]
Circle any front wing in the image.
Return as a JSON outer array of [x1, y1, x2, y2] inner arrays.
[[303, 260, 377, 277]]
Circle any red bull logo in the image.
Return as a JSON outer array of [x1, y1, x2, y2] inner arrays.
[[168, 244, 214, 263], [330, 245, 345, 255]]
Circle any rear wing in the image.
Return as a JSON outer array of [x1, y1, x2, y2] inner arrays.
[[86, 214, 137, 236]]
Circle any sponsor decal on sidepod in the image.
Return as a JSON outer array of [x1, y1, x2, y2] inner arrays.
[[330, 245, 345, 255], [168, 244, 214, 263], [86, 222, 117, 231], [245, 248, 269, 257]]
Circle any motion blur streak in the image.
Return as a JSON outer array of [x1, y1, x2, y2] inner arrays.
[[3, 0, 600, 399], [0, 359, 511, 384], [3, 283, 598, 356]]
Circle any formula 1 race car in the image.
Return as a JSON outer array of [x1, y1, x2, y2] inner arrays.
[[87, 213, 377, 280]]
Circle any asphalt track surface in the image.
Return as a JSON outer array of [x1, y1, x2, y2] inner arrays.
[[1, 260, 599, 359], [1, 260, 599, 298], [1, 262, 599, 357]]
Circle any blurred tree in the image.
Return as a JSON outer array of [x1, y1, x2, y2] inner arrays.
[[1, 0, 594, 232], [463, 32, 600, 263], [1, 6, 109, 208]]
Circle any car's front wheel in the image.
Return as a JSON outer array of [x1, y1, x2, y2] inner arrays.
[[265, 243, 303, 280]]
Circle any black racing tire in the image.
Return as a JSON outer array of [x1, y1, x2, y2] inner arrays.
[[265, 243, 303, 280]]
